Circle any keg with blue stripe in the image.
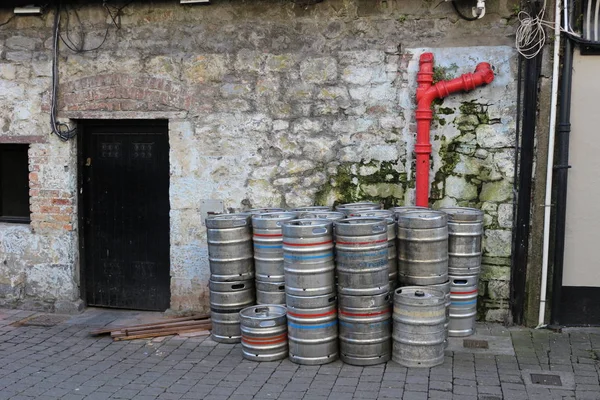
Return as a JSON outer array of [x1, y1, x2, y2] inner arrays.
[[286, 293, 338, 365], [392, 286, 446, 368], [209, 280, 255, 343], [240, 305, 288, 362], [348, 210, 398, 292], [252, 212, 297, 283], [338, 292, 392, 366], [448, 275, 478, 337], [440, 207, 484, 276], [206, 213, 254, 281], [336, 201, 381, 215], [283, 219, 335, 297], [397, 210, 448, 285], [334, 217, 389, 296]]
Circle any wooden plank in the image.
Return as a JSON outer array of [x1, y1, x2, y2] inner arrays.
[[89, 314, 209, 336], [113, 328, 212, 341], [111, 321, 212, 338]]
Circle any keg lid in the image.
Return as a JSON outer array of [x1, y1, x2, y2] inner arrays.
[[348, 209, 394, 223], [252, 212, 298, 228], [247, 207, 286, 214], [291, 206, 333, 212], [298, 211, 345, 221], [335, 202, 382, 214], [389, 206, 429, 219], [239, 305, 287, 320], [394, 286, 445, 305], [397, 209, 447, 229], [334, 217, 387, 236], [439, 207, 484, 222], [206, 213, 251, 228]]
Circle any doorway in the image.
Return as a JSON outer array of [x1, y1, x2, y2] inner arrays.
[[79, 120, 170, 311]]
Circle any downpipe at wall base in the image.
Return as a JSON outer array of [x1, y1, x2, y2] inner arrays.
[[415, 53, 495, 207]]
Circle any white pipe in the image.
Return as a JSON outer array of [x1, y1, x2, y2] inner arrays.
[[538, 0, 562, 328], [587, 0, 592, 39]]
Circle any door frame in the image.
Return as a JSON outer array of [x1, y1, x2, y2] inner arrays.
[[77, 119, 170, 308]]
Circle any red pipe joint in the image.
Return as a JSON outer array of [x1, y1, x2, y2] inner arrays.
[[414, 53, 494, 207]]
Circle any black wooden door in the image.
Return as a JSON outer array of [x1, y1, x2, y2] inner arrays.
[[81, 121, 170, 311]]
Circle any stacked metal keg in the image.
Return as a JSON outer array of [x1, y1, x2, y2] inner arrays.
[[251, 212, 297, 305], [283, 218, 338, 365], [206, 213, 256, 343], [393, 209, 449, 366], [334, 216, 392, 366], [440, 207, 484, 337]]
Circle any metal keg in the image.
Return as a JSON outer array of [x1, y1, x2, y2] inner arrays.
[[338, 292, 392, 366], [252, 212, 297, 282], [209, 280, 255, 343], [428, 280, 451, 347], [392, 286, 446, 368], [292, 206, 332, 212], [397, 210, 448, 285], [448, 275, 478, 337], [389, 206, 429, 220], [206, 213, 254, 281], [248, 208, 286, 214], [283, 219, 335, 297], [439, 207, 484, 276], [256, 281, 286, 305], [336, 202, 381, 215], [286, 293, 338, 365], [335, 218, 389, 296], [347, 210, 397, 292], [240, 305, 288, 362]]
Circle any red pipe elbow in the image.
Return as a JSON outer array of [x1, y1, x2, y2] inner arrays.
[[414, 53, 494, 207]]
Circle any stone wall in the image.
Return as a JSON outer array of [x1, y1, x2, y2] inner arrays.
[[0, 0, 517, 319]]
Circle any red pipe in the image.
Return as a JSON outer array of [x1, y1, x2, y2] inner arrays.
[[415, 53, 495, 207]]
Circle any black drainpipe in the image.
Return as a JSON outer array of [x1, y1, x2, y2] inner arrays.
[[510, 2, 543, 324], [550, 35, 574, 326]]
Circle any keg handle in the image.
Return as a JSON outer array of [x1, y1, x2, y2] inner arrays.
[[259, 321, 276, 327], [453, 279, 468, 285], [415, 290, 425, 297], [232, 219, 247, 227], [231, 283, 245, 290], [278, 285, 285, 291], [312, 227, 327, 234], [276, 221, 283, 227], [328, 296, 337, 303], [254, 307, 269, 316], [372, 225, 385, 233]]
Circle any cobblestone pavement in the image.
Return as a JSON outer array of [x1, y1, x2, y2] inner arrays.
[[0, 309, 599, 400]]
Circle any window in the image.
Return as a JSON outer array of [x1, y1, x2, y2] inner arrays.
[[0, 144, 30, 223]]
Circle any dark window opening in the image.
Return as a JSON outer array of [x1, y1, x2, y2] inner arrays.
[[0, 144, 30, 223]]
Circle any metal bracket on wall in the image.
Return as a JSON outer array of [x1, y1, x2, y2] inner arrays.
[[200, 199, 224, 225]]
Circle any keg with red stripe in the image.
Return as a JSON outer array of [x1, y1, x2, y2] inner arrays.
[[392, 286, 446, 368], [286, 293, 338, 365], [240, 305, 288, 362], [348, 210, 398, 293], [283, 219, 335, 297], [440, 207, 484, 276], [252, 212, 298, 283], [336, 201, 381, 215], [338, 292, 392, 366], [206, 213, 254, 282], [448, 275, 478, 337], [397, 210, 448, 285], [335, 217, 389, 296]]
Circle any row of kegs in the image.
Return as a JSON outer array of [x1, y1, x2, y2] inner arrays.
[[206, 202, 484, 367]]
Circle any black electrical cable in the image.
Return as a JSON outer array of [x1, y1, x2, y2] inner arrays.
[[451, 1, 479, 21], [0, 15, 15, 27], [59, 4, 110, 53], [51, 3, 77, 141]]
